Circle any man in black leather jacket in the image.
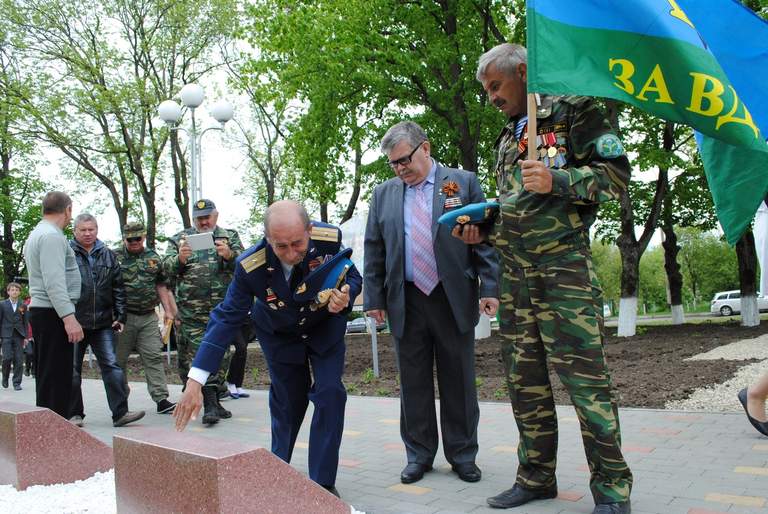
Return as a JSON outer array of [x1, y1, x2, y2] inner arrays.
[[69, 213, 144, 428]]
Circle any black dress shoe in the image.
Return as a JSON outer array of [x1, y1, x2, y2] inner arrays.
[[738, 388, 768, 436], [400, 463, 432, 484], [322, 485, 340, 498], [592, 500, 631, 514], [452, 462, 482, 482], [487, 483, 558, 509]]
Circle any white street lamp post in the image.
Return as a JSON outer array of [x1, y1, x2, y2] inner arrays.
[[158, 84, 234, 205]]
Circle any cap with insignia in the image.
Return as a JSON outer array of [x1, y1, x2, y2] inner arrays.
[[192, 198, 216, 217], [437, 201, 500, 227], [123, 221, 147, 239], [293, 248, 353, 306]]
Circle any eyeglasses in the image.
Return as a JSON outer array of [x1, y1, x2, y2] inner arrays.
[[388, 141, 425, 169], [125, 237, 142, 243]]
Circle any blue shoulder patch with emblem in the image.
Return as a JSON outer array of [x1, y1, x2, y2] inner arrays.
[[594, 134, 624, 159]]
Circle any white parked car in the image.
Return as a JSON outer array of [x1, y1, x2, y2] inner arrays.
[[710, 290, 768, 316]]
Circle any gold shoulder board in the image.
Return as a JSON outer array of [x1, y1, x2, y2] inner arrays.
[[241, 248, 266, 273], [311, 226, 339, 242]]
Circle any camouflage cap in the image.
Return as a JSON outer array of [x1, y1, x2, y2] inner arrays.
[[123, 221, 146, 239], [192, 198, 216, 217]]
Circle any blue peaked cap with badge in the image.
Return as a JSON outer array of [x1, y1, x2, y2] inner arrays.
[[293, 247, 354, 304], [437, 201, 500, 227]]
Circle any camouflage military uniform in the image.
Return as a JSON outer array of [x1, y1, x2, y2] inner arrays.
[[164, 226, 244, 385], [491, 95, 632, 504], [113, 243, 171, 403]]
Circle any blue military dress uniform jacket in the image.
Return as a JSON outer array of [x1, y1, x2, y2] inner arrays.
[[192, 221, 362, 371], [191, 222, 361, 487]]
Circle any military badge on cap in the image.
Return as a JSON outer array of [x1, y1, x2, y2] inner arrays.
[[437, 201, 500, 227], [192, 198, 216, 217], [293, 248, 354, 308]]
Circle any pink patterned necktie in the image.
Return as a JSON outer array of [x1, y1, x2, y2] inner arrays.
[[411, 182, 439, 295]]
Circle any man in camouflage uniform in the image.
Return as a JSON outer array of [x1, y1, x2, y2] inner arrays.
[[163, 199, 244, 425], [113, 222, 177, 415], [456, 43, 632, 514]]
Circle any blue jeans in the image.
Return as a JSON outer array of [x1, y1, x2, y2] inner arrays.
[[71, 328, 129, 421]]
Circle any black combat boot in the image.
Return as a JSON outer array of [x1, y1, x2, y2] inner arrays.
[[215, 394, 232, 419], [201, 385, 220, 425]]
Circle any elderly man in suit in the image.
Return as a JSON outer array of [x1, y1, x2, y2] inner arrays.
[[364, 121, 500, 484], [1, 282, 29, 390]]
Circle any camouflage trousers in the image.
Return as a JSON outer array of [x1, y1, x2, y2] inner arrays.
[[498, 248, 632, 504], [176, 316, 231, 387]]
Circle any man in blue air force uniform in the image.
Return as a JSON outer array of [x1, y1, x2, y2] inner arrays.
[[174, 200, 362, 497]]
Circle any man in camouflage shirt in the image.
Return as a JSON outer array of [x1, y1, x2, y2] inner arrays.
[[456, 43, 632, 514], [113, 222, 177, 414], [163, 199, 244, 425]]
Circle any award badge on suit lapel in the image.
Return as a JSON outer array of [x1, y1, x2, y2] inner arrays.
[[441, 181, 463, 209]]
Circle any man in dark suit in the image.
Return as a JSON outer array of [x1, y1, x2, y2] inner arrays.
[[1, 282, 30, 390], [364, 121, 500, 484], [174, 200, 362, 497]]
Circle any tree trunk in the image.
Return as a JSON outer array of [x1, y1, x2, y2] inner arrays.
[[320, 202, 328, 223], [661, 195, 684, 324], [613, 117, 672, 336], [171, 133, 191, 229], [340, 145, 363, 224], [0, 150, 16, 285], [736, 229, 760, 326]]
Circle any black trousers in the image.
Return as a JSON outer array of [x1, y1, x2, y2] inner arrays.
[[226, 324, 250, 388], [29, 308, 74, 419], [2, 335, 24, 387], [393, 283, 480, 466]]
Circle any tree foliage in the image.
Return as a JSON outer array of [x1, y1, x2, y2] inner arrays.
[[239, 0, 517, 220], [3, 0, 237, 244]]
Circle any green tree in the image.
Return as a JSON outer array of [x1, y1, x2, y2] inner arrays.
[[0, 34, 50, 286], [591, 240, 621, 314], [4, 0, 237, 244], [240, 0, 516, 220], [678, 227, 737, 305]]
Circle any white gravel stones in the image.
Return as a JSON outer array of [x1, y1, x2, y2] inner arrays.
[[665, 333, 768, 411], [0, 470, 116, 513], [685, 333, 768, 361], [0, 468, 366, 513]]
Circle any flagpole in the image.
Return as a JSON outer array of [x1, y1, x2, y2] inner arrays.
[[527, 93, 537, 160]]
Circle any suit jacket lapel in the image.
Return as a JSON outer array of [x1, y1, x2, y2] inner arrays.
[[432, 165, 448, 240], [394, 179, 405, 253]]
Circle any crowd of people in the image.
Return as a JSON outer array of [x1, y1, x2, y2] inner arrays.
[[6, 42, 766, 514]]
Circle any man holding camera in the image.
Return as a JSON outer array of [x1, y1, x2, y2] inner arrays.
[[163, 199, 244, 425]]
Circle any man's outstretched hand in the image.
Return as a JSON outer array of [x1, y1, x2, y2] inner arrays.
[[173, 379, 203, 431]]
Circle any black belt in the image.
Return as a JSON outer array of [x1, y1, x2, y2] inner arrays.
[[127, 308, 156, 316]]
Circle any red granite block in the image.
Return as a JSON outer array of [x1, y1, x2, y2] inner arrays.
[[114, 427, 348, 514], [0, 401, 113, 490]]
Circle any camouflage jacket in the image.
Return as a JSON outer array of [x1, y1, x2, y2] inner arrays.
[[491, 95, 630, 265], [163, 225, 244, 318], [113, 245, 167, 313]]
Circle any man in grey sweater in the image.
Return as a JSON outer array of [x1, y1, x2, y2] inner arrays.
[[24, 191, 84, 418]]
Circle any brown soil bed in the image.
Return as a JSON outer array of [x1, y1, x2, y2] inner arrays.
[[86, 320, 768, 409]]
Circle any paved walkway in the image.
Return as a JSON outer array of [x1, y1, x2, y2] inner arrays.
[[2, 377, 768, 514]]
